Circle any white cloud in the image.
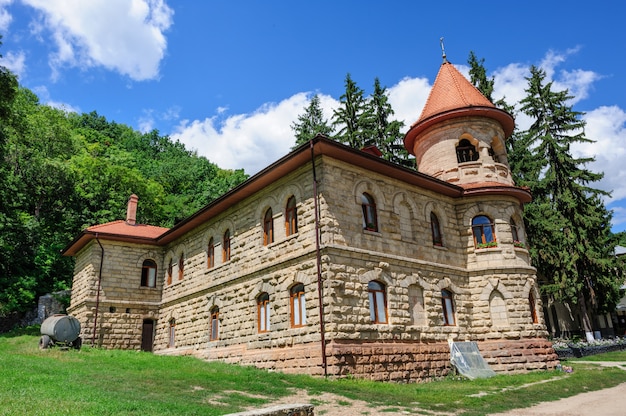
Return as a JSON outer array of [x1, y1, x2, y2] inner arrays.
[[575, 106, 626, 202], [169, 48, 626, 231], [22, 0, 173, 81], [32, 84, 80, 113], [0, 0, 12, 32], [388, 76, 431, 131], [0, 49, 25, 77], [171, 93, 327, 174]]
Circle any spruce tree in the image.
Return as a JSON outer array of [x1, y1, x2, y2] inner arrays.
[[518, 66, 623, 339], [365, 78, 412, 167], [332, 73, 370, 149], [290, 94, 333, 149]]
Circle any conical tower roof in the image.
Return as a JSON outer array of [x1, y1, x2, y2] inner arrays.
[[404, 60, 514, 154]]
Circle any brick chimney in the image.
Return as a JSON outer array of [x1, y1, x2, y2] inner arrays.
[[126, 194, 138, 225]]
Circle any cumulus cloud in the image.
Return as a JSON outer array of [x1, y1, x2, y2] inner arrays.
[[575, 106, 626, 201], [22, 0, 173, 81], [168, 48, 626, 229], [0, 0, 12, 32], [171, 93, 338, 175], [32, 84, 80, 113], [0, 49, 25, 77]]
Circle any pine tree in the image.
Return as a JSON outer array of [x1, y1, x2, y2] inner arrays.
[[290, 94, 333, 149], [467, 51, 494, 103], [518, 66, 624, 339], [365, 78, 412, 167], [332, 73, 370, 149]]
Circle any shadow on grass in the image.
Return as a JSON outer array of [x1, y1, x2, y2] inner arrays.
[[0, 325, 41, 338]]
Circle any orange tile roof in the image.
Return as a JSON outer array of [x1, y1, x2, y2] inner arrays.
[[404, 60, 515, 155], [87, 220, 169, 239], [416, 61, 495, 123]]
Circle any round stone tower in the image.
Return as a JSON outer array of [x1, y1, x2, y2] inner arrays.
[[404, 57, 516, 189]]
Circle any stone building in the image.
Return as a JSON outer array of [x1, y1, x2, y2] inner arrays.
[[62, 58, 558, 382]]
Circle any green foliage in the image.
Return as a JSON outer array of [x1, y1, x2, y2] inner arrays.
[[332, 73, 370, 149], [365, 78, 412, 167], [0, 84, 248, 316], [515, 66, 623, 323], [291, 94, 333, 148]]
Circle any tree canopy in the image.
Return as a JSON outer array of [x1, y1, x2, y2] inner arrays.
[[0, 60, 247, 316]]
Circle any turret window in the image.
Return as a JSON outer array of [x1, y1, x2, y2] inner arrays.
[[472, 215, 495, 248], [456, 139, 478, 163]]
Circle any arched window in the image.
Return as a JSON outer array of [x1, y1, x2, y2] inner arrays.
[[285, 196, 298, 236], [529, 292, 539, 324], [207, 238, 215, 269], [210, 307, 219, 341], [263, 208, 274, 246], [223, 229, 231, 262], [441, 289, 456, 326], [361, 193, 378, 232], [456, 139, 478, 163], [168, 319, 176, 348], [141, 259, 157, 288], [178, 253, 184, 280], [431, 212, 443, 246], [290, 283, 306, 327], [257, 292, 270, 333], [510, 218, 520, 244], [472, 215, 495, 247], [166, 259, 173, 285], [368, 280, 388, 324]]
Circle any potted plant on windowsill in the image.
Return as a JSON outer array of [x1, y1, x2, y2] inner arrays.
[[476, 241, 498, 249], [513, 240, 526, 248]]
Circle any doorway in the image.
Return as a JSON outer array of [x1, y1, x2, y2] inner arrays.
[[141, 319, 155, 352]]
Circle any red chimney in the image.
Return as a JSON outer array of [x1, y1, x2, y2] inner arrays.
[[126, 194, 138, 225]]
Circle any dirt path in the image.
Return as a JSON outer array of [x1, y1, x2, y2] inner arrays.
[[237, 362, 626, 415]]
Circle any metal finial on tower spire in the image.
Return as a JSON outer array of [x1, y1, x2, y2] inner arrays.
[[440, 37, 448, 63]]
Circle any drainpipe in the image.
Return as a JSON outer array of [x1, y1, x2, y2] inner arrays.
[[92, 233, 104, 347], [310, 139, 327, 377]]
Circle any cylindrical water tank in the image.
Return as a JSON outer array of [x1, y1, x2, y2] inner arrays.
[[40, 314, 81, 343]]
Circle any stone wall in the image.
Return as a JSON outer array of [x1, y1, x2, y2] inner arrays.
[[67, 154, 556, 381]]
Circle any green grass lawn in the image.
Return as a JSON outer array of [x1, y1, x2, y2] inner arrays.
[[2, 327, 626, 415]]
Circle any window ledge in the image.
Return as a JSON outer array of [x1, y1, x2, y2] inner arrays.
[[363, 229, 382, 236]]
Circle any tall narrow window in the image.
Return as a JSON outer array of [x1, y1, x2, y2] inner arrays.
[[285, 196, 298, 236], [368, 280, 388, 324], [178, 253, 184, 280], [141, 259, 157, 288], [456, 139, 478, 163], [442, 289, 456, 326], [510, 218, 520, 243], [257, 293, 270, 333], [263, 208, 274, 245], [290, 283, 306, 327], [207, 238, 215, 269], [529, 292, 539, 324], [223, 229, 231, 262], [431, 212, 443, 246], [167, 259, 173, 285], [168, 319, 176, 348], [472, 215, 495, 247], [210, 307, 219, 341], [361, 193, 378, 232]]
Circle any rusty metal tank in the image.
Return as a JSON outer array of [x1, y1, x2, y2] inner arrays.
[[39, 314, 81, 349]]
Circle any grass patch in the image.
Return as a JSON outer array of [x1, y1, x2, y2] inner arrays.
[[2, 330, 626, 415], [565, 350, 626, 362]]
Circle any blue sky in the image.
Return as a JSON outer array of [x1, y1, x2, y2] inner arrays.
[[1, 1, 625, 231]]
